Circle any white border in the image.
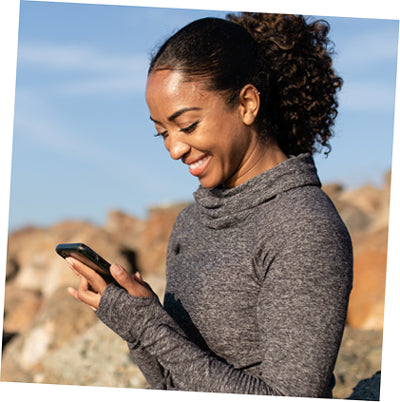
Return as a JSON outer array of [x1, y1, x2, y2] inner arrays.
[[1, 1, 399, 401]]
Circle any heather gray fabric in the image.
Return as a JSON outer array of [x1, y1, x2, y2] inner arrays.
[[96, 153, 353, 397]]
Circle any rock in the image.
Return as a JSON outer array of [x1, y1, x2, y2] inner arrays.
[[6, 220, 137, 298], [322, 183, 344, 200], [1, 287, 98, 380], [49, 220, 138, 275], [145, 273, 166, 300], [333, 326, 383, 399], [346, 226, 388, 330], [323, 174, 390, 331], [35, 321, 148, 388], [105, 209, 145, 250], [339, 185, 384, 216], [323, 184, 372, 233], [6, 226, 50, 285], [347, 371, 381, 400], [3, 284, 42, 334], [2, 332, 16, 349], [325, 175, 390, 237], [137, 203, 190, 274]]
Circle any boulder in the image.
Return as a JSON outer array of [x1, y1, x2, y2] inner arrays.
[[333, 326, 383, 399], [346, 227, 387, 330], [347, 371, 381, 400], [1, 287, 98, 381], [32, 321, 148, 388], [6, 220, 137, 298], [3, 284, 42, 334], [324, 175, 390, 331], [136, 203, 190, 274], [105, 209, 145, 250]]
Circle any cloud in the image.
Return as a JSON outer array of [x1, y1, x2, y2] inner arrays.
[[333, 22, 399, 69], [19, 42, 147, 72], [11, 89, 170, 192], [18, 42, 149, 95], [55, 74, 146, 95], [13, 90, 133, 168], [329, 20, 399, 113]]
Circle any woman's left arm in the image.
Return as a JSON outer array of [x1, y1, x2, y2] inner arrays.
[[253, 215, 353, 396]]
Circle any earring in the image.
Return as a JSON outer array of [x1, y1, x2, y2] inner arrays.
[[253, 89, 261, 95]]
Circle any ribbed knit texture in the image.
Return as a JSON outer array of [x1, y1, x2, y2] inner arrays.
[[96, 153, 353, 397]]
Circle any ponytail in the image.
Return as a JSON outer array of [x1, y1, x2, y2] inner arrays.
[[228, 13, 343, 155]]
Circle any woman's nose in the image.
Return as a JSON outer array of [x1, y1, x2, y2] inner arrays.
[[167, 134, 190, 160]]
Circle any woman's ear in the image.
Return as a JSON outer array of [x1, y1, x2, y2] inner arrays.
[[239, 84, 261, 126]]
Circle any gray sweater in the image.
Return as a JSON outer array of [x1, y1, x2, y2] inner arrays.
[[96, 153, 353, 397]]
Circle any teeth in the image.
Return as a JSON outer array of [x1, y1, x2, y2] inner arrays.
[[190, 155, 209, 170]]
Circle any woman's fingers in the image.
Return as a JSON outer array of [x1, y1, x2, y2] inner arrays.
[[65, 257, 107, 310], [67, 286, 79, 299], [65, 257, 153, 310], [66, 257, 107, 294], [67, 276, 101, 310], [110, 264, 154, 298]]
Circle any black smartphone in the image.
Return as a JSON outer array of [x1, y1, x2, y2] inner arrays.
[[55, 242, 115, 284]]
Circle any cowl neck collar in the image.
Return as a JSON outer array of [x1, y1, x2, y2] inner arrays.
[[193, 153, 321, 229]]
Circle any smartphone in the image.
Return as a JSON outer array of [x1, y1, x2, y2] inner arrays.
[[55, 242, 115, 284]]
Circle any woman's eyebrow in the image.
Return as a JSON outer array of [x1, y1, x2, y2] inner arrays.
[[149, 107, 202, 126], [167, 107, 201, 122], [149, 107, 202, 125], [149, 116, 161, 124]]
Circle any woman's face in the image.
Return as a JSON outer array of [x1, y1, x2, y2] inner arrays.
[[145, 70, 263, 188]]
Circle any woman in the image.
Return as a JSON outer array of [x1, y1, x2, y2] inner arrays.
[[66, 13, 353, 398]]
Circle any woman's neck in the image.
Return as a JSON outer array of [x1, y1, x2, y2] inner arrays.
[[226, 138, 288, 188]]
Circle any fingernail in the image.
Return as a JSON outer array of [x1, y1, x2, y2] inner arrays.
[[66, 257, 74, 267], [112, 265, 123, 275]]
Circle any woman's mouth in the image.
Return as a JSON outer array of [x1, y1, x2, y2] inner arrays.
[[188, 154, 211, 177]]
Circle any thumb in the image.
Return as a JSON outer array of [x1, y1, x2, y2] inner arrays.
[[133, 271, 154, 294], [110, 264, 153, 297], [110, 264, 136, 291]]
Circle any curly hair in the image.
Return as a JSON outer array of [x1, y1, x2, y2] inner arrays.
[[149, 13, 343, 156]]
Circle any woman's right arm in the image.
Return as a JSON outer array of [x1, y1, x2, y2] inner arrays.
[[127, 342, 170, 389], [94, 283, 185, 390], [94, 282, 279, 394], [65, 256, 173, 389]]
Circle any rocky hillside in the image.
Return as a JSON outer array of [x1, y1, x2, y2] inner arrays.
[[1, 174, 390, 399]]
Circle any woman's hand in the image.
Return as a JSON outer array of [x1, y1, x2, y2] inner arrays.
[[66, 257, 154, 310]]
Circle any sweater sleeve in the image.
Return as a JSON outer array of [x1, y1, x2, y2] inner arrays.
[[253, 215, 353, 396], [94, 285, 175, 389], [127, 342, 170, 389], [94, 208, 277, 393], [95, 284, 278, 394]]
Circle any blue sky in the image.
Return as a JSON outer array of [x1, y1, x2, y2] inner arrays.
[[5, 0, 400, 231]]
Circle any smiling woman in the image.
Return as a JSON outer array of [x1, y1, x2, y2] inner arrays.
[[145, 70, 287, 188], [65, 12, 353, 398]]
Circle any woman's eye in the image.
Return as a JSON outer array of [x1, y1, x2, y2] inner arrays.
[[154, 130, 168, 139], [180, 121, 199, 134]]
